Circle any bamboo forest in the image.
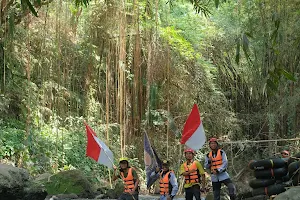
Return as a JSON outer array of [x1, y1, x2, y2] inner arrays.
[[1, 0, 300, 200]]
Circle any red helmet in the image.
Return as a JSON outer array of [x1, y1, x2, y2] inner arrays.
[[184, 148, 195, 154], [209, 137, 218, 144]]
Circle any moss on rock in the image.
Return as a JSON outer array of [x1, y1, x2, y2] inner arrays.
[[40, 170, 95, 197]]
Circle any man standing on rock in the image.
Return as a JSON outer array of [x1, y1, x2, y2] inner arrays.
[[150, 160, 178, 200], [205, 138, 236, 200], [180, 148, 206, 200], [113, 157, 140, 200]]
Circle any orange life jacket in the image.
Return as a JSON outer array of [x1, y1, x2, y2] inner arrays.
[[120, 167, 135, 193], [209, 149, 223, 172], [183, 161, 200, 184], [159, 170, 173, 195]]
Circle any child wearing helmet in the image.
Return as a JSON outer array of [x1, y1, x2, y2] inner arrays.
[[180, 148, 206, 200], [113, 157, 140, 200]]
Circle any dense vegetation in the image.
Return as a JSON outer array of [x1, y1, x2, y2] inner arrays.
[[1, 0, 300, 189]]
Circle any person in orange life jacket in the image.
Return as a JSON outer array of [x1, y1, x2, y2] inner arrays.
[[113, 157, 140, 200], [150, 160, 178, 200], [180, 148, 206, 200], [204, 138, 236, 200]]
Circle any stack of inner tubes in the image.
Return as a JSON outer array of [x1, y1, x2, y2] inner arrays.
[[287, 152, 300, 186], [248, 158, 288, 197]]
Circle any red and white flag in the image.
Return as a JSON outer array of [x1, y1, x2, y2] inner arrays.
[[180, 104, 206, 151], [85, 123, 114, 169]]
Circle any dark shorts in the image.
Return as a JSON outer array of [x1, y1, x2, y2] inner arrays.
[[212, 178, 236, 200], [185, 184, 201, 200]]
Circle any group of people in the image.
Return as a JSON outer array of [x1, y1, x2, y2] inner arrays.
[[113, 138, 237, 200]]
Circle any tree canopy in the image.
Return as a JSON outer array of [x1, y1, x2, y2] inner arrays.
[[0, 0, 300, 191]]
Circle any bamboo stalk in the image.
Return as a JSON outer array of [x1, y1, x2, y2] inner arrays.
[[118, 0, 126, 157], [133, 0, 141, 137], [166, 1, 170, 160], [106, 41, 112, 189]]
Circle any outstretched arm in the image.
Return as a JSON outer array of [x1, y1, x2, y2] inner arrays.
[[150, 167, 160, 179], [112, 167, 119, 181]]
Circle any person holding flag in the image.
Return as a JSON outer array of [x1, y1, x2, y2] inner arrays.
[[144, 132, 162, 189], [180, 148, 206, 200], [85, 122, 139, 200], [150, 160, 178, 200], [204, 138, 236, 200], [112, 157, 140, 200], [179, 104, 207, 200]]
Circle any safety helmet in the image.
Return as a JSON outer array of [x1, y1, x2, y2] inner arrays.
[[209, 137, 218, 144], [162, 160, 170, 166], [119, 157, 129, 163], [184, 148, 195, 154]]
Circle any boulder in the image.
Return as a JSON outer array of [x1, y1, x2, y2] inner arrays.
[[0, 164, 47, 200], [274, 187, 300, 200], [22, 181, 48, 200], [38, 170, 95, 198]]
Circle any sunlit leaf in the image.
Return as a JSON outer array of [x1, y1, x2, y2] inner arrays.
[[235, 38, 240, 65], [244, 32, 253, 38], [279, 69, 296, 82], [215, 0, 220, 8], [8, 13, 15, 37], [24, 0, 38, 17], [36, 0, 41, 6]]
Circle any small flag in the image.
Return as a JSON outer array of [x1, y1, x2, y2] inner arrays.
[[180, 104, 206, 151], [85, 123, 114, 169], [144, 132, 161, 189]]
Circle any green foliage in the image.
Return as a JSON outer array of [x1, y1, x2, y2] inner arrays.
[[0, 123, 26, 160], [1, 0, 300, 191], [22, 0, 38, 17], [161, 26, 197, 60]]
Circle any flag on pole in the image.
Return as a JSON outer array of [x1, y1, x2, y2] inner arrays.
[[85, 123, 114, 169], [180, 104, 206, 151], [144, 132, 162, 189]]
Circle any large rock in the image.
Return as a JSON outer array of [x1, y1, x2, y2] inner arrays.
[[274, 187, 300, 200], [0, 164, 47, 200], [23, 181, 48, 200], [39, 170, 95, 198]]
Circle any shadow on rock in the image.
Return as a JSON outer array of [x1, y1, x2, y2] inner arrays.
[[0, 164, 47, 200]]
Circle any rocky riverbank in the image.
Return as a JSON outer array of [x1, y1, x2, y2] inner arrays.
[[1, 164, 300, 200]]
